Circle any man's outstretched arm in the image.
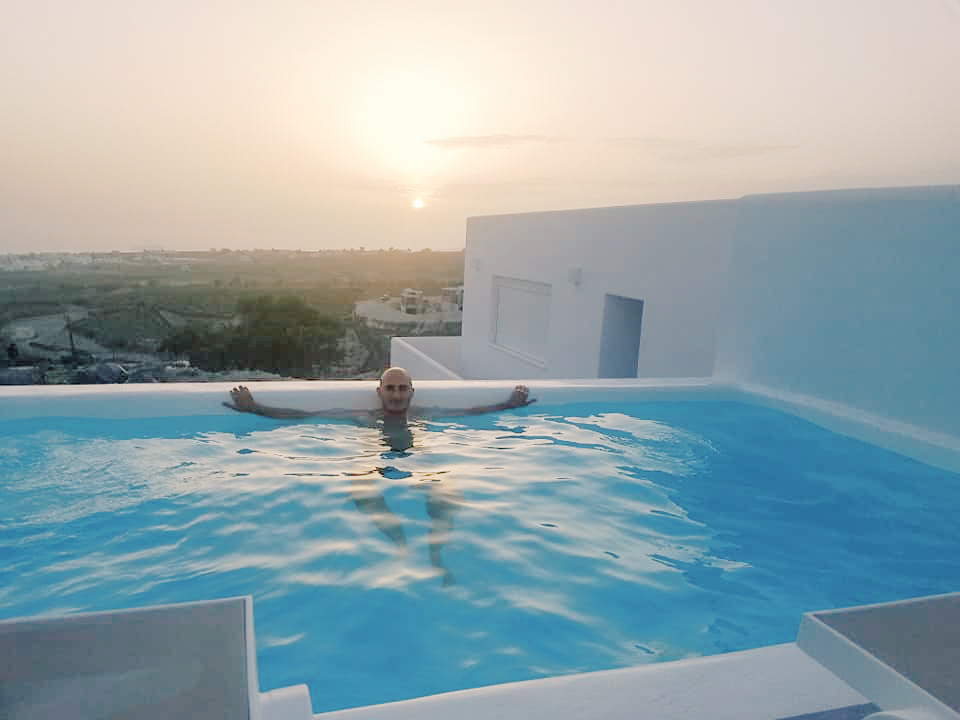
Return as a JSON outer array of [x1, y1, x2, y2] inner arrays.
[[223, 385, 368, 420], [443, 385, 536, 415]]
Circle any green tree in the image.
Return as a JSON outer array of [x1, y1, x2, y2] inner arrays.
[[160, 322, 230, 372], [231, 295, 342, 377], [162, 295, 343, 377]]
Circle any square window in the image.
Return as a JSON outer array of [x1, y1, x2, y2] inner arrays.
[[490, 276, 551, 364]]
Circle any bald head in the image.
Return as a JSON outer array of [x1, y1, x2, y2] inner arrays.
[[377, 367, 414, 415], [380, 367, 412, 386]]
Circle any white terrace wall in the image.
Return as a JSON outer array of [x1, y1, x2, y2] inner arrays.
[[390, 336, 462, 380], [459, 200, 739, 380], [715, 185, 960, 438]]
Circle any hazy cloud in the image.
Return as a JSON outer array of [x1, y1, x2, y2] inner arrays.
[[426, 134, 564, 149], [610, 136, 796, 163]]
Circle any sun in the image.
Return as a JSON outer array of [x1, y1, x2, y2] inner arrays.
[[412, 197, 425, 209]]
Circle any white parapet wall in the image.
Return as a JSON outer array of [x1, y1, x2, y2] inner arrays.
[[390, 336, 462, 379], [460, 199, 739, 381]]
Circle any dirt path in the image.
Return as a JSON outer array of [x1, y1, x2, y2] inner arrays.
[[2, 306, 115, 357]]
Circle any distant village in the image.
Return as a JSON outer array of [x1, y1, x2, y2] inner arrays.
[[0, 247, 452, 271], [0, 249, 464, 385]]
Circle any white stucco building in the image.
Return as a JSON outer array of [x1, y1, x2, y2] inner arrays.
[[392, 184, 960, 448]]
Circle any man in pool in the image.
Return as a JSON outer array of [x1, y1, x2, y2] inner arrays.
[[224, 367, 535, 585], [223, 367, 534, 423]]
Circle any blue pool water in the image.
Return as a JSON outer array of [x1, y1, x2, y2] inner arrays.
[[2, 401, 959, 712]]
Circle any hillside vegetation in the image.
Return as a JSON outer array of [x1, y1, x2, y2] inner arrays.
[[0, 249, 463, 380]]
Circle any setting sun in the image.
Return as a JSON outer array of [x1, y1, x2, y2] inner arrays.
[[412, 197, 425, 209]]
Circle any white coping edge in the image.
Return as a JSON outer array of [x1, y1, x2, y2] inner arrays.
[[1, 377, 957, 472], [0, 376, 720, 420], [312, 643, 867, 720]]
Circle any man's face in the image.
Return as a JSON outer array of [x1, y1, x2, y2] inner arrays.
[[378, 371, 414, 414]]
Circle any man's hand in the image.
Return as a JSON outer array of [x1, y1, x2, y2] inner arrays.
[[224, 385, 258, 413], [506, 385, 536, 409]]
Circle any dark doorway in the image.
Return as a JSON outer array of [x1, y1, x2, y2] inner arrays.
[[598, 294, 644, 378]]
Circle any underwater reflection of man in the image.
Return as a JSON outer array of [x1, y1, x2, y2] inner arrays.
[[224, 367, 535, 585], [349, 424, 464, 585]]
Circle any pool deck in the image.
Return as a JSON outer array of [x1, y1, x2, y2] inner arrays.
[[314, 643, 868, 720]]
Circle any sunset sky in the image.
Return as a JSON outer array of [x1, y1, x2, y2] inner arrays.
[[2, 0, 959, 253]]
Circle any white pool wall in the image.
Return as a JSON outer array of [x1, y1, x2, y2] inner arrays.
[[716, 186, 960, 440]]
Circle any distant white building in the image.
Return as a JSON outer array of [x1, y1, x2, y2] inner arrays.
[[399, 288, 424, 314], [353, 289, 462, 334], [0, 255, 58, 272], [441, 286, 464, 310]]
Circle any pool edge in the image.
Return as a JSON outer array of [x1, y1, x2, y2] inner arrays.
[[2, 378, 957, 473]]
